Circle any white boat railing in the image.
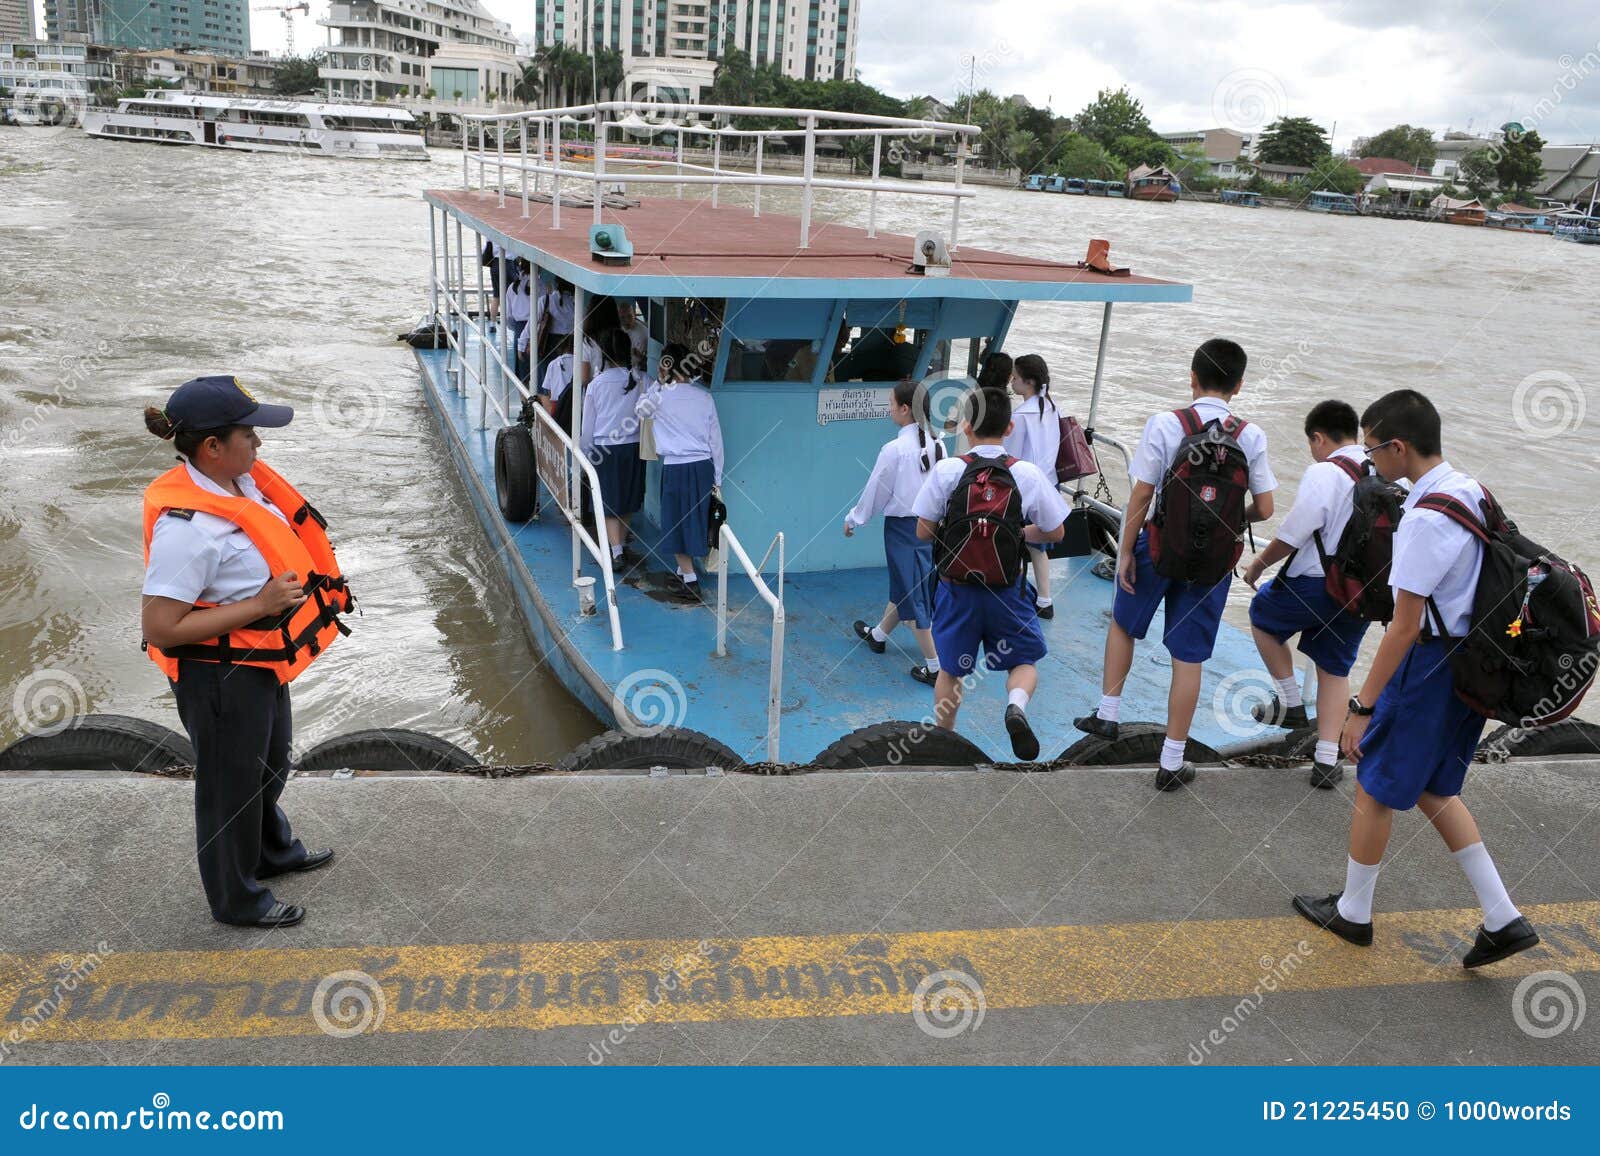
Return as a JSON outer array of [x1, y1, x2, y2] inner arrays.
[[427, 205, 625, 651], [715, 524, 785, 764], [459, 100, 982, 249]]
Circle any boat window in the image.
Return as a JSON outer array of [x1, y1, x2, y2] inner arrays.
[[721, 298, 835, 383]]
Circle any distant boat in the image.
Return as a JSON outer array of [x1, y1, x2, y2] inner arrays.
[[1442, 198, 1488, 226], [1553, 213, 1600, 244], [1064, 177, 1087, 195], [1126, 165, 1177, 202], [1044, 175, 1067, 193], [1106, 181, 1127, 198], [1306, 189, 1360, 214], [1485, 203, 1556, 233], [1219, 189, 1261, 207], [1023, 173, 1049, 191], [1085, 179, 1109, 196]]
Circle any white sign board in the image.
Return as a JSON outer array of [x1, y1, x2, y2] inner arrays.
[[817, 387, 893, 426]]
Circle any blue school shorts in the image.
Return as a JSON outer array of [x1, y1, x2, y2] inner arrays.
[[884, 515, 935, 629], [1357, 638, 1487, 811], [1111, 529, 1231, 663], [1248, 574, 1370, 677], [932, 576, 1046, 674]]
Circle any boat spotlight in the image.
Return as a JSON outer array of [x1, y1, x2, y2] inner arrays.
[[589, 224, 634, 267], [911, 229, 950, 277]]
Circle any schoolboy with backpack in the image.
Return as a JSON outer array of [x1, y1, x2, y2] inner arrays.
[[1074, 338, 1278, 791], [1293, 388, 1598, 968], [912, 386, 1068, 760], [1240, 400, 1402, 789]]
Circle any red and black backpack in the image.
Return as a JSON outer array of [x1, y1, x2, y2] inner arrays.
[[1149, 407, 1252, 585], [936, 453, 1027, 587], [1313, 455, 1407, 622], [1415, 488, 1600, 727]]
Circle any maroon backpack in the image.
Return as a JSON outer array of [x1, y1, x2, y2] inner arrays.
[[1313, 455, 1406, 622], [936, 453, 1027, 587], [1149, 407, 1252, 585]]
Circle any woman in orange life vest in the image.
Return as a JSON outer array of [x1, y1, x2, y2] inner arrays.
[[140, 376, 354, 929]]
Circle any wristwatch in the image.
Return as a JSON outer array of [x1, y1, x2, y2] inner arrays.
[[1348, 695, 1374, 717]]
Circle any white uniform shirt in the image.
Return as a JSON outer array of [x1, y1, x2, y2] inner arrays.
[[1390, 460, 1485, 637], [1129, 396, 1277, 520], [142, 461, 289, 606], [580, 366, 644, 453], [1003, 394, 1062, 483], [538, 337, 603, 395], [847, 422, 947, 526], [538, 286, 575, 336], [621, 318, 648, 363], [504, 273, 532, 326], [1275, 443, 1367, 579], [637, 378, 723, 483], [912, 443, 1069, 532]]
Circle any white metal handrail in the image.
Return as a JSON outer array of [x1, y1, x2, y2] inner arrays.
[[715, 524, 785, 764]]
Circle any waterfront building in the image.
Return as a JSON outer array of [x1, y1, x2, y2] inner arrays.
[[67, 0, 253, 57], [1364, 171, 1445, 206], [1430, 131, 1497, 180], [0, 0, 35, 40], [1158, 127, 1252, 177], [123, 46, 281, 94], [0, 37, 117, 97], [1537, 145, 1600, 206], [317, 0, 522, 108]]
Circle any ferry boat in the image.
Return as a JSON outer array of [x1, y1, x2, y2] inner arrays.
[[1064, 178, 1087, 195], [1126, 165, 1178, 202], [1553, 212, 1600, 243], [1106, 180, 1127, 198], [1484, 203, 1556, 233], [1023, 173, 1066, 193], [80, 90, 427, 160], [1023, 173, 1049, 191], [1306, 189, 1359, 214], [1085, 179, 1109, 196], [1440, 198, 1488, 226], [411, 102, 1284, 771], [1218, 189, 1260, 207]]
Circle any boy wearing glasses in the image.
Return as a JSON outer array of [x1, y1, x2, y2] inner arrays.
[[1241, 400, 1373, 789], [1293, 389, 1539, 967]]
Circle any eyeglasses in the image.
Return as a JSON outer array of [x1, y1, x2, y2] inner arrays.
[[1360, 438, 1399, 457]]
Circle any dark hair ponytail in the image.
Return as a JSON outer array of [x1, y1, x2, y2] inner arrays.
[[601, 328, 639, 391], [893, 378, 944, 472], [977, 350, 1013, 392], [1014, 353, 1053, 410], [143, 406, 240, 461]]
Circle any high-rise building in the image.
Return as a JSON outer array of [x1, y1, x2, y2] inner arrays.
[[318, 1, 521, 106], [58, 0, 252, 56], [0, 0, 36, 40], [44, 0, 101, 43]]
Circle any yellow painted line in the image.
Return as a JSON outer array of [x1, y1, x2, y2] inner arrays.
[[3, 902, 1599, 1044]]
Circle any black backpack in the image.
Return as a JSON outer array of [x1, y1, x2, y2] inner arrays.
[[935, 454, 1027, 587], [1149, 407, 1252, 585], [1416, 488, 1600, 727], [1314, 455, 1407, 622]]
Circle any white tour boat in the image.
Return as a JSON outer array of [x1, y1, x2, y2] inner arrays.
[[80, 90, 427, 161]]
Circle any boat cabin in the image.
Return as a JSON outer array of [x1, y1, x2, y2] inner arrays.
[[1219, 189, 1261, 207], [1306, 189, 1360, 214]]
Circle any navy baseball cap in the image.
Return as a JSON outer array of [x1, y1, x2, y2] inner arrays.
[[164, 375, 293, 431]]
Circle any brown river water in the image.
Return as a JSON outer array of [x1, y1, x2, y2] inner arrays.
[[2, 129, 1596, 762]]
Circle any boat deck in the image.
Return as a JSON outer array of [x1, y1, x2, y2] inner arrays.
[[415, 343, 1286, 766]]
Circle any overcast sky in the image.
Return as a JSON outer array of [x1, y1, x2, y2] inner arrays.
[[219, 1, 1600, 148]]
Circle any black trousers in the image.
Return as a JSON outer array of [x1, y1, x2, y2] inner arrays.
[[170, 661, 306, 924]]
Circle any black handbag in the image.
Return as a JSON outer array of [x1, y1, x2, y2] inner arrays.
[[707, 492, 727, 552]]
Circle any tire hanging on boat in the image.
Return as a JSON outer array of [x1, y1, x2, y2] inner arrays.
[[557, 727, 746, 772], [295, 728, 478, 773], [1056, 722, 1222, 767], [809, 722, 993, 770], [495, 425, 537, 523], [0, 714, 195, 773], [1476, 719, 1600, 762]]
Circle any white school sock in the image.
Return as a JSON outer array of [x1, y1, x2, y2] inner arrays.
[[1096, 694, 1122, 723], [1275, 674, 1303, 708], [870, 626, 889, 644], [1007, 688, 1030, 711], [1035, 596, 1053, 608], [679, 571, 698, 585], [924, 655, 940, 673], [1314, 740, 1340, 766], [1453, 842, 1521, 932], [1159, 737, 1186, 771], [611, 544, 623, 559], [1337, 856, 1380, 923]]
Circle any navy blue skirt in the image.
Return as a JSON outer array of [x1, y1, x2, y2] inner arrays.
[[884, 515, 936, 628], [659, 459, 715, 557], [593, 441, 645, 517]]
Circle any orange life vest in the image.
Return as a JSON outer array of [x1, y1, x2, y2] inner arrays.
[[141, 460, 355, 684]]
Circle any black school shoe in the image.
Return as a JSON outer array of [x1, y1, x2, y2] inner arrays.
[[1073, 713, 1119, 741], [1251, 696, 1309, 729], [853, 620, 886, 654], [667, 576, 702, 604], [1005, 705, 1041, 761], [1035, 600, 1055, 620], [1310, 759, 1344, 789], [1292, 891, 1373, 946], [257, 848, 334, 881], [239, 901, 305, 930], [1462, 916, 1540, 968], [910, 664, 938, 687], [1154, 761, 1196, 792]]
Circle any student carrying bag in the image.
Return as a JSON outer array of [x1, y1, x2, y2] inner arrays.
[[1315, 456, 1407, 622], [1149, 407, 1252, 585], [936, 454, 1027, 587]]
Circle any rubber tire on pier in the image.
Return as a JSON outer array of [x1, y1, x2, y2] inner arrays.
[[296, 728, 478, 773], [809, 721, 993, 770], [1048, 505, 1121, 562], [0, 714, 195, 774], [557, 727, 747, 772], [1476, 719, 1600, 763], [1280, 728, 1320, 762], [1056, 722, 1222, 767], [495, 424, 536, 523]]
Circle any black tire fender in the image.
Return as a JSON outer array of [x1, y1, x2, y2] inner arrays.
[[1056, 721, 1222, 767], [296, 728, 478, 773], [494, 424, 536, 522], [1477, 719, 1600, 763], [557, 727, 747, 772], [810, 721, 992, 770], [0, 714, 194, 773]]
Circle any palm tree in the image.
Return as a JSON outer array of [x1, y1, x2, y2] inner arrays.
[[513, 63, 540, 106]]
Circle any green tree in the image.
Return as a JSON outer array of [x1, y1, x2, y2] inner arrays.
[[1111, 133, 1174, 170], [1495, 129, 1545, 199], [1358, 123, 1436, 169], [512, 64, 540, 105], [1308, 157, 1366, 195], [1004, 128, 1042, 175], [272, 52, 324, 96], [1074, 87, 1152, 149], [1256, 116, 1331, 167], [1458, 147, 1498, 197], [1053, 133, 1120, 181]]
